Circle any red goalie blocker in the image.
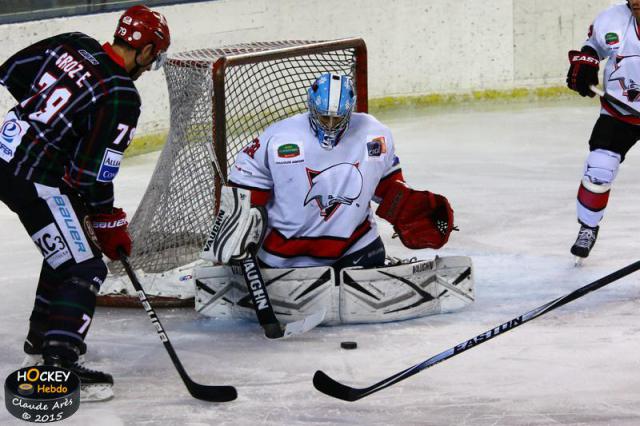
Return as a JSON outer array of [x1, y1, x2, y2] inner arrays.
[[376, 180, 454, 249]]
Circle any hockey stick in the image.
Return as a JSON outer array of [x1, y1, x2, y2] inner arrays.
[[118, 249, 237, 402], [589, 85, 640, 118], [238, 247, 326, 339], [313, 259, 640, 401]]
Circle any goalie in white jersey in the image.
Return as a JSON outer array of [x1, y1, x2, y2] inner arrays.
[[196, 73, 472, 327], [566, 0, 640, 259], [226, 73, 454, 269]]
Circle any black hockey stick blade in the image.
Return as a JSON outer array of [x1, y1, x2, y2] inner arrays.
[[119, 249, 237, 402], [185, 381, 237, 403], [314, 259, 640, 401]]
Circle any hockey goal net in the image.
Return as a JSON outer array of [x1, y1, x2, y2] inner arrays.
[[99, 38, 368, 306]]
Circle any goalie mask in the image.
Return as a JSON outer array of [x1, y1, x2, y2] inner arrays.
[[308, 73, 356, 149]]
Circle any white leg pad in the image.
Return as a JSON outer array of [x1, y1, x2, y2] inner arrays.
[[194, 264, 337, 323], [194, 256, 474, 325], [339, 256, 474, 324]]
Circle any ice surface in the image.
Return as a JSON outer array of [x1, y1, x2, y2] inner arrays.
[[1, 100, 639, 425]]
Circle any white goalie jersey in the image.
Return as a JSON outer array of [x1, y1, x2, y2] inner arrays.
[[229, 112, 401, 268], [584, 3, 640, 123]]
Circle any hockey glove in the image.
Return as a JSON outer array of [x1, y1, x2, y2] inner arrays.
[[566, 48, 599, 97], [376, 180, 454, 249], [90, 207, 132, 260]]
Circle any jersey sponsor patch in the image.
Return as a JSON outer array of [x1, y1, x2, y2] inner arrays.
[[274, 142, 304, 165], [0, 112, 29, 163], [605, 32, 619, 45], [97, 148, 123, 182], [31, 223, 72, 269], [365, 136, 387, 161]]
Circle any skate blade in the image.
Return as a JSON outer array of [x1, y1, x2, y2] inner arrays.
[[81, 383, 114, 402], [21, 355, 43, 368]]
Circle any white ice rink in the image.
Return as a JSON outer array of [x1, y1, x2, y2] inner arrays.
[[2, 99, 640, 425]]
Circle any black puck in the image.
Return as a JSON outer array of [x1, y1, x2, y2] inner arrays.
[[340, 341, 357, 350]]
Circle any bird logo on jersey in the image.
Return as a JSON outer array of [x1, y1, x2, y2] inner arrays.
[[609, 55, 640, 101], [304, 163, 363, 220]]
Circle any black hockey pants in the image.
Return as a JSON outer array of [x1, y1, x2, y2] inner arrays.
[[0, 161, 107, 362]]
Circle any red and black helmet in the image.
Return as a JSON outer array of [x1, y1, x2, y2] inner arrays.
[[114, 5, 170, 55]]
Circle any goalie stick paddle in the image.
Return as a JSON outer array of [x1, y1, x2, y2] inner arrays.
[[238, 249, 326, 339], [118, 249, 237, 402], [313, 259, 640, 401]]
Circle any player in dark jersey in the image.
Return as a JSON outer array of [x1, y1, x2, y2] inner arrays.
[[0, 5, 170, 400]]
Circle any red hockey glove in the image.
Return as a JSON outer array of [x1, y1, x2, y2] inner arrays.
[[376, 181, 454, 249], [566, 48, 599, 97], [90, 207, 132, 260]]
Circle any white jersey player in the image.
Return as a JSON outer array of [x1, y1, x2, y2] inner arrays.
[[566, 0, 640, 259], [223, 73, 454, 269]]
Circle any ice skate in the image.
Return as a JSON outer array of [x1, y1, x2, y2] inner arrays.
[[43, 355, 113, 402], [571, 223, 599, 265]]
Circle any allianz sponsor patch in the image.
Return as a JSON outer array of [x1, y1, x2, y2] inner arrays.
[[97, 148, 123, 182], [274, 142, 304, 164], [0, 112, 29, 163], [366, 136, 387, 160], [31, 223, 72, 269]]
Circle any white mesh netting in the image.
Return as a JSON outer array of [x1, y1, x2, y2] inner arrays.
[[105, 39, 365, 298]]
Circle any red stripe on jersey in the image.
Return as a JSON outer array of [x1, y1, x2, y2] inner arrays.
[[600, 98, 640, 125], [228, 181, 271, 206], [262, 219, 372, 259], [577, 183, 610, 211], [374, 170, 405, 199]]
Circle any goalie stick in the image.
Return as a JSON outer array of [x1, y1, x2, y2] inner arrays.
[[119, 249, 237, 402], [237, 246, 326, 339], [313, 259, 640, 401]]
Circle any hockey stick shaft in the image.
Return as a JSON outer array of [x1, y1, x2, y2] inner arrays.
[[118, 249, 237, 402], [314, 259, 640, 401], [589, 85, 640, 118], [238, 250, 284, 338]]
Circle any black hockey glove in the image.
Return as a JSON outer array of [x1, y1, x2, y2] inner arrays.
[[566, 47, 599, 98]]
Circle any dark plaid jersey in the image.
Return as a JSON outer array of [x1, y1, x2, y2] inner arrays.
[[0, 32, 141, 213]]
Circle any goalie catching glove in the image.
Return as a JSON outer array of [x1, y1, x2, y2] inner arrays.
[[201, 186, 267, 264], [376, 180, 454, 249]]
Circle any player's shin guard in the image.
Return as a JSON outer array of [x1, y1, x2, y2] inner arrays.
[[42, 258, 106, 363], [576, 149, 620, 227], [25, 262, 59, 354]]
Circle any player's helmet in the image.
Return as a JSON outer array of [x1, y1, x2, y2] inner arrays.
[[308, 73, 356, 149], [114, 5, 171, 69]]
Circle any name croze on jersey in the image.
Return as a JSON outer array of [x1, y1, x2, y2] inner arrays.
[[229, 112, 402, 268], [0, 32, 141, 212], [585, 4, 640, 124]]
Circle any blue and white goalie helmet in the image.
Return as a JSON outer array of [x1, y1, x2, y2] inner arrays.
[[308, 73, 356, 149]]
